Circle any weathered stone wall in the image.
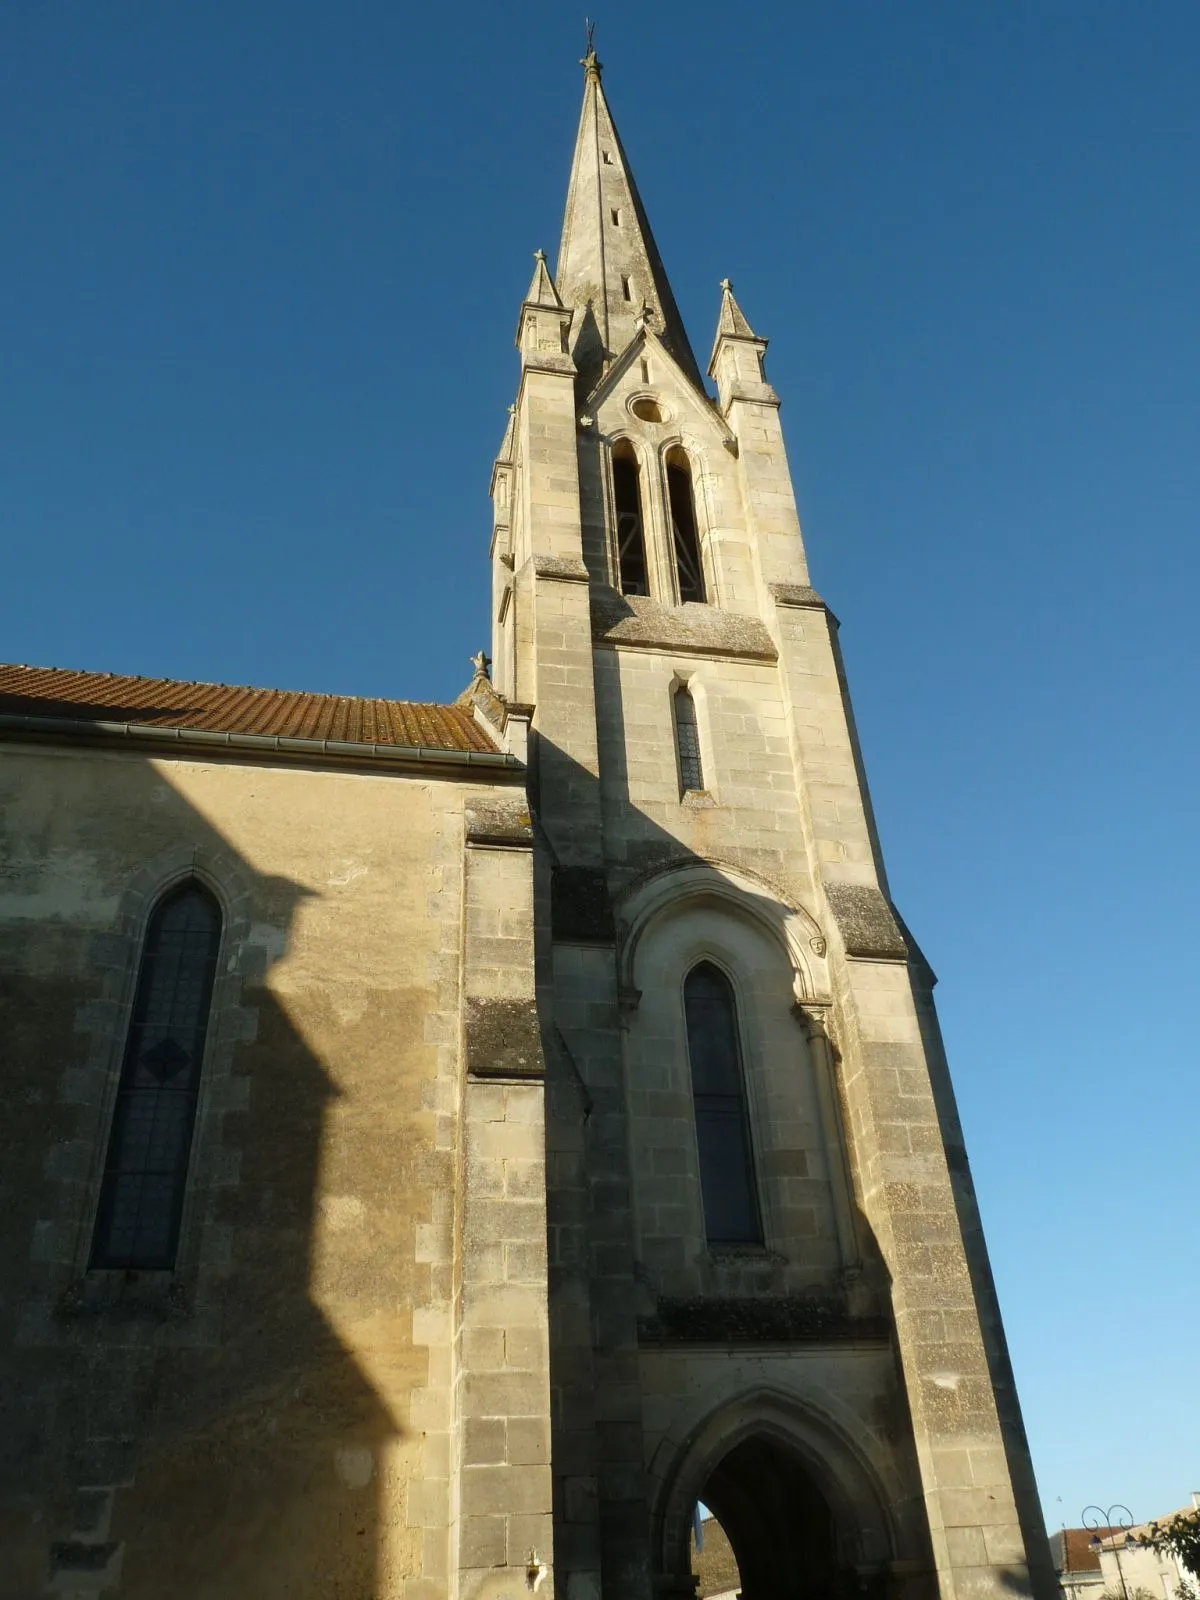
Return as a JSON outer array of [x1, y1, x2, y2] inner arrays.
[[490, 242, 1054, 1600], [0, 742, 547, 1600]]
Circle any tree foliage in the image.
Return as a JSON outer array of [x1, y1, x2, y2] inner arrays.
[[1136, 1510, 1200, 1582]]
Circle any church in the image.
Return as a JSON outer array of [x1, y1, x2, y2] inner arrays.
[[0, 46, 1055, 1600]]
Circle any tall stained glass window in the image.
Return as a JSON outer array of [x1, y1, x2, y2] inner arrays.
[[683, 962, 762, 1243], [90, 882, 221, 1270], [674, 686, 704, 794]]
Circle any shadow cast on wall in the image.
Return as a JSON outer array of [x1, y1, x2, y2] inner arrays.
[[528, 700, 920, 1600], [0, 749, 419, 1599]]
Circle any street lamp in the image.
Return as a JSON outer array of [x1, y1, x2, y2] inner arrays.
[[1084, 1505, 1136, 1600]]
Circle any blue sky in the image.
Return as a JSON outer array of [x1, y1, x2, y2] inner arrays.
[[3, 0, 1197, 1529]]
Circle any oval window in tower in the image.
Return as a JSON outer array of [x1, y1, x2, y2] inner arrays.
[[630, 395, 668, 424], [666, 447, 706, 603], [612, 441, 649, 596]]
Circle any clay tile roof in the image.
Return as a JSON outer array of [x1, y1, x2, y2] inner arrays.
[[0, 663, 499, 756], [1051, 1528, 1115, 1575]]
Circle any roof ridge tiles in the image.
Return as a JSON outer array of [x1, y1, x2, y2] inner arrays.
[[0, 660, 442, 708], [0, 660, 467, 713]]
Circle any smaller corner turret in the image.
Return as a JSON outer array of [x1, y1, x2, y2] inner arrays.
[[515, 249, 575, 376], [489, 404, 516, 557], [708, 278, 778, 414]]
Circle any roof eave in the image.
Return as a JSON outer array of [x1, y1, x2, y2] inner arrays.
[[0, 712, 523, 780]]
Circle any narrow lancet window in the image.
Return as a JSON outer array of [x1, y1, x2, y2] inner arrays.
[[90, 882, 221, 1271], [612, 442, 649, 596], [667, 449, 706, 603], [674, 685, 703, 794], [684, 963, 761, 1244]]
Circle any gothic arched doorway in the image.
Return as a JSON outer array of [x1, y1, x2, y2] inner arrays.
[[651, 1391, 900, 1600], [694, 1434, 841, 1600]]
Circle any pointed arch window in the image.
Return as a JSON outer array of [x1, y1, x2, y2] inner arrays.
[[666, 448, 706, 604], [90, 882, 221, 1271], [612, 440, 649, 596], [674, 684, 704, 794], [684, 963, 761, 1244]]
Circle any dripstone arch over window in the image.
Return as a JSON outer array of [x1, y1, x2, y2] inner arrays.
[[612, 439, 649, 596], [683, 962, 761, 1243], [666, 447, 705, 603], [90, 880, 222, 1270]]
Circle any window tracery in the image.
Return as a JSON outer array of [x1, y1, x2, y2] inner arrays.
[[90, 881, 221, 1270]]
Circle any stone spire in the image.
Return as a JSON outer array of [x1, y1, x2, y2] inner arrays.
[[555, 44, 703, 391], [714, 277, 758, 342]]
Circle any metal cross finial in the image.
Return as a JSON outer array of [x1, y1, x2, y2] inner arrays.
[[581, 18, 601, 76], [720, 277, 733, 293], [470, 650, 492, 681]]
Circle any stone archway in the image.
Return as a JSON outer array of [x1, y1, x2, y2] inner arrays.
[[698, 1433, 843, 1600], [651, 1390, 899, 1600]]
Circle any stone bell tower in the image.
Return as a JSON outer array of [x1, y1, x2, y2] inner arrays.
[[487, 43, 1054, 1600]]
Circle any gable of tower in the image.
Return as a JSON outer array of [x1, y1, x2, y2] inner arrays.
[[575, 330, 760, 618]]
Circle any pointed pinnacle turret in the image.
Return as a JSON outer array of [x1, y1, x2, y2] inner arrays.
[[715, 278, 758, 341], [514, 246, 574, 372], [524, 248, 564, 309], [495, 404, 517, 466], [709, 277, 775, 412], [555, 54, 703, 392]]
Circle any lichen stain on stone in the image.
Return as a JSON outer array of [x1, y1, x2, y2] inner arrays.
[[320, 1195, 367, 1233], [823, 882, 908, 961], [328, 859, 370, 888], [334, 1445, 374, 1487], [591, 588, 778, 661], [465, 996, 544, 1079]]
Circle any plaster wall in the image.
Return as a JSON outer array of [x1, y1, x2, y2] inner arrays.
[[1098, 1544, 1189, 1600]]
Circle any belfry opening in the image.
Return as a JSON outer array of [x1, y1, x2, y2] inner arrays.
[[613, 439, 649, 594]]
